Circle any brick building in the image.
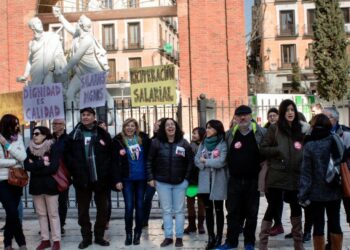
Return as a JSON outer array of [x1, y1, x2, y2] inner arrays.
[[1, 0, 247, 127]]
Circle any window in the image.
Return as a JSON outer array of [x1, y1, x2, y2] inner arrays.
[[127, 22, 141, 49], [342, 8, 350, 23], [129, 57, 142, 69], [306, 9, 315, 35], [102, 0, 113, 9], [102, 24, 115, 50], [77, 0, 88, 11], [279, 10, 295, 36], [107, 59, 116, 83], [159, 24, 163, 47], [281, 44, 296, 68], [307, 43, 314, 68], [127, 0, 139, 8]]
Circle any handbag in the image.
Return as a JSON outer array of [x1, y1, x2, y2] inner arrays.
[[1, 145, 28, 187], [325, 134, 344, 186], [52, 159, 70, 192], [8, 167, 29, 187], [340, 162, 350, 198]]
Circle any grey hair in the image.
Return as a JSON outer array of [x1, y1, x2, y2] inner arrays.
[[323, 107, 339, 121], [28, 17, 41, 29]]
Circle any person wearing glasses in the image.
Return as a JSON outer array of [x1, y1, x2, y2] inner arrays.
[[52, 119, 70, 236], [0, 114, 27, 250], [24, 126, 61, 250]]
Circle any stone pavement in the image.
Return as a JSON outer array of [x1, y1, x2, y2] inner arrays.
[[2, 197, 350, 249]]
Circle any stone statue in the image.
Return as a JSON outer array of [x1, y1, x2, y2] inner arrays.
[[52, 7, 115, 124], [18, 17, 67, 85]]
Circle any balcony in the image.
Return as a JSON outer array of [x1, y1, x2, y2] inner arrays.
[[123, 38, 144, 50], [104, 40, 118, 52], [276, 24, 299, 38], [159, 40, 167, 51]]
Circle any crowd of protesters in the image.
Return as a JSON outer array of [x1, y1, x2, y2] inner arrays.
[[1, 100, 350, 250]]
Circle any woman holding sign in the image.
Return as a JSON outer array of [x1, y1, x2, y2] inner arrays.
[[112, 118, 150, 246], [195, 120, 228, 249], [146, 118, 193, 248]]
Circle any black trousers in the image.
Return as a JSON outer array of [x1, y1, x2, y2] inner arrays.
[[263, 188, 301, 221], [226, 177, 260, 247], [58, 188, 69, 228], [75, 184, 108, 240], [0, 181, 26, 248], [311, 200, 342, 236], [265, 192, 283, 226], [198, 194, 224, 236]]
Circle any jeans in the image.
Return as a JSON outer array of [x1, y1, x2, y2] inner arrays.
[[226, 177, 260, 247], [122, 180, 147, 234], [156, 180, 188, 238], [58, 188, 69, 228], [143, 185, 156, 226], [311, 200, 342, 236], [0, 181, 26, 248]]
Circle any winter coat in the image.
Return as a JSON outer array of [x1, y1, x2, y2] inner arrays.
[[195, 140, 228, 200], [299, 134, 343, 203], [0, 135, 27, 181], [146, 138, 193, 184], [112, 132, 151, 183], [260, 122, 309, 191], [24, 143, 60, 195], [64, 122, 114, 189]]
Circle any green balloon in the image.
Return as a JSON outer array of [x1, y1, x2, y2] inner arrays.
[[186, 185, 198, 198]]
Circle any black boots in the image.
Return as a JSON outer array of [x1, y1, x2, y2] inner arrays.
[[206, 234, 216, 250], [133, 233, 141, 245], [125, 233, 132, 246]]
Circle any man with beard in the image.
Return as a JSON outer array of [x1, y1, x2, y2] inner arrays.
[[218, 105, 266, 250], [65, 107, 116, 249]]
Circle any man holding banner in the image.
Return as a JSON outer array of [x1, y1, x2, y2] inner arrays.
[[64, 107, 115, 249]]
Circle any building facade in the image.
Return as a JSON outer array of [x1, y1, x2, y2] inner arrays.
[[251, 0, 350, 94]]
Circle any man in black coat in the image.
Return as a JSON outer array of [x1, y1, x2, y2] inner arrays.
[[65, 107, 115, 249]]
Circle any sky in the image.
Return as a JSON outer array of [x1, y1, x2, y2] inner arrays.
[[245, 0, 254, 36]]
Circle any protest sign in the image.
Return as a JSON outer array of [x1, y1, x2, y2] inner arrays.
[[0, 91, 24, 124], [130, 65, 177, 107], [80, 72, 107, 109], [23, 83, 64, 121]]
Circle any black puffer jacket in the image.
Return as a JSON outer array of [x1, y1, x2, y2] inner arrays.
[[146, 138, 193, 184], [112, 132, 151, 184], [24, 143, 60, 195], [64, 122, 114, 189]]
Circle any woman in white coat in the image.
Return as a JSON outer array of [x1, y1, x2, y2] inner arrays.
[[0, 114, 27, 250]]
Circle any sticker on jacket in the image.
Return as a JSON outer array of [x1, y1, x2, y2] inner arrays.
[[85, 137, 91, 146], [234, 141, 242, 149], [176, 146, 186, 157], [294, 141, 302, 150], [212, 149, 220, 158]]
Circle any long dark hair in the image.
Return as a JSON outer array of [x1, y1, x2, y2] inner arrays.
[[0, 114, 20, 140], [278, 99, 302, 140], [33, 126, 53, 141], [205, 120, 225, 141], [157, 118, 184, 143]]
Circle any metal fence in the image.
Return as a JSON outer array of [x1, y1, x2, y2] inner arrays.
[[18, 98, 350, 209]]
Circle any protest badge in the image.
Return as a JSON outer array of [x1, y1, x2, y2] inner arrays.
[[130, 64, 177, 107], [23, 83, 64, 122], [0, 91, 24, 124], [80, 72, 107, 109]]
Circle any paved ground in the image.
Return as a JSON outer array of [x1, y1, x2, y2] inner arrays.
[[2, 197, 350, 249]]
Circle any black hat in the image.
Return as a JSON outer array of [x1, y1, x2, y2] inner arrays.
[[234, 105, 252, 116], [80, 107, 96, 115]]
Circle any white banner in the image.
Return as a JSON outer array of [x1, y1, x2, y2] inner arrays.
[[23, 83, 65, 122], [79, 72, 107, 109]]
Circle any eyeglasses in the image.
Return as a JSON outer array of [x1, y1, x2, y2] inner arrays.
[[52, 122, 64, 125], [33, 132, 41, 137]]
